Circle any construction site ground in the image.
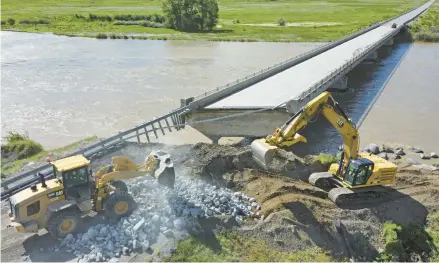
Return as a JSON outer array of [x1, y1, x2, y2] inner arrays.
[[1, 141, 439, 262]]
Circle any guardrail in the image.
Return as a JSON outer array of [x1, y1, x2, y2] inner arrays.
[[1, 107, 189, 200], [184, 0, 431, 110]]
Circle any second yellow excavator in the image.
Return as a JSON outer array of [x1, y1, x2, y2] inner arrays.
[[251, 91, 398, 206]]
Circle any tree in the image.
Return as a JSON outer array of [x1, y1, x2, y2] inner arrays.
[[162, 0, 219, 31]]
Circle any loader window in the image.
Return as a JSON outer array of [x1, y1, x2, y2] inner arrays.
[[63, 167, 89, 189], [27, 201, 40, 216]]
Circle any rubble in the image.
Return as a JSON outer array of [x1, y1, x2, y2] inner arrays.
[[60, 173, 260, 262]]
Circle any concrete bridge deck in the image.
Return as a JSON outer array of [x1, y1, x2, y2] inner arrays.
[[205, 1, 432, 110]]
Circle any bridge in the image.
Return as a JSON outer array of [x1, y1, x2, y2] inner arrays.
[[0, 0, 433, 200], [180, 0, 434, 143]]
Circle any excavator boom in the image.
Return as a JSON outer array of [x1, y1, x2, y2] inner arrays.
[[251, 91, 359, 169]]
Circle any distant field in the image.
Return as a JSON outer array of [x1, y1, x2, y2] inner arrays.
[[0, 0, 429, 41]]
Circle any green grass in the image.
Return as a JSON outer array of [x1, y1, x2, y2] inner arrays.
[[1, 135, 98, 177], [0, 0, 429, 42], [165, 231, 337, 262], [376, 214, 439, 262], [409, 0, 439, 42], [313, 153, 338, 166]]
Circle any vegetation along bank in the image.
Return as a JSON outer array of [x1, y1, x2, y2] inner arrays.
[[1, 0, 436, 42]]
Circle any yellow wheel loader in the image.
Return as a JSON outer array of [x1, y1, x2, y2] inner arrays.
[[251, 91, 398, 206], [7, 150, 175, 238]]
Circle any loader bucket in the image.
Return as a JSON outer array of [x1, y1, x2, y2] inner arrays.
[[149, 150, 176, 189], [250, 138, 280, 170]]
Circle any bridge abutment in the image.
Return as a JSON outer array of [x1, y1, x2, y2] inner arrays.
[[186, 108, 292, 139]]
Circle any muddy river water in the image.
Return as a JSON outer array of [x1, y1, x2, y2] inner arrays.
[[1, 31, 438, 154]]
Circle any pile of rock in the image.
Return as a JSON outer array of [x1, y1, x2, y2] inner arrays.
[[363, 143, 438, 161], [60, 174, 260, 262]]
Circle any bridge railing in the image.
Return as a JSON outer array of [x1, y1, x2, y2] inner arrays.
[[186, 0, 431, 109], [0, 106, 190, 200]]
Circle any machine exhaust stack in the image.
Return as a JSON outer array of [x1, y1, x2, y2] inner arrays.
[[39, 173, 47, 188]]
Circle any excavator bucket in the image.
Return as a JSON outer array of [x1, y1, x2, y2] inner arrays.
[[148, 150, 176, 189], [251, 133, 307, 169], [250, 138, 280, 170]]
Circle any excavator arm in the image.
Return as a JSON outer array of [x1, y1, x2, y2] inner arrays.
[[251, 91, 359, 169]]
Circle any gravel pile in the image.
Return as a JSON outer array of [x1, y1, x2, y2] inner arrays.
[[60, 174, 260, 262]]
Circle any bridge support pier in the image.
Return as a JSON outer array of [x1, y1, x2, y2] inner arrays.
[[384, 38, 394, 46], [208, 136, 221, 144], [365, 51, 378, 62], [331, 75, 348, 91]]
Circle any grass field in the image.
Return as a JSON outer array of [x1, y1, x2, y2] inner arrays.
[[409, 0, 439, 42], [0, 0, 429, 42]]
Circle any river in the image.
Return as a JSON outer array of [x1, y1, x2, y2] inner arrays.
[[1, 31, 438, 155], [1, 31, 323, 149]]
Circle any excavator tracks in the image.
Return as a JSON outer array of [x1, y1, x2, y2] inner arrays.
[[308, 172, 335, 189], [328, 186, 393, 207]]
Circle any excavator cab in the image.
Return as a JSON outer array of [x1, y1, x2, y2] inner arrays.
[[340, 158, 374, 187]]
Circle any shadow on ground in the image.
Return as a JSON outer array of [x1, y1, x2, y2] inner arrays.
[[21, 213, 110, 262], [280, 183, 429, 261]]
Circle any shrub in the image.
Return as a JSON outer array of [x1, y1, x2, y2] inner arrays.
[[88, 14, 112, 22], [376, 222, 438, 262], [74, 14, 86, 19], [19, 19, 50, 25], [113, 14, 147, 21], [313, 153, 338, 166], [278, 18, 286, 26], [7, 18, 15, 25], [142, 21, 166, 28], [415, 32, 439, 42], [96, 33, 108, 39], [1, 21, 5, 25], [113, 21, 143, 26], [1, 131, 44, 160]]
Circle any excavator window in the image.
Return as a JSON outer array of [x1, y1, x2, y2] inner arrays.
[[343, 161, 374, 186]]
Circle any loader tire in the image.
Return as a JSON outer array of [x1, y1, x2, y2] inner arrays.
[[47, 210, 80, 239], [103, 191, 136, 220], [110, 180, 128, 192]]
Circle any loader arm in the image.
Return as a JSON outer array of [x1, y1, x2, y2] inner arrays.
[[252, 91, 359, 169], [95, 155, 160, 189]]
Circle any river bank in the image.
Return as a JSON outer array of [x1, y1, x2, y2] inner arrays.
[[0, 0, 427, 42], [409, 0, 439, 42]]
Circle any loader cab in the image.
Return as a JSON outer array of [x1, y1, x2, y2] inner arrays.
[[50, 155, 92, 202], [343, 158, 374, 187]]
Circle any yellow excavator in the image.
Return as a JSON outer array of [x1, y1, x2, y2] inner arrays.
[[7, 150, 175, 238], [251, 91, 398, 206]]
